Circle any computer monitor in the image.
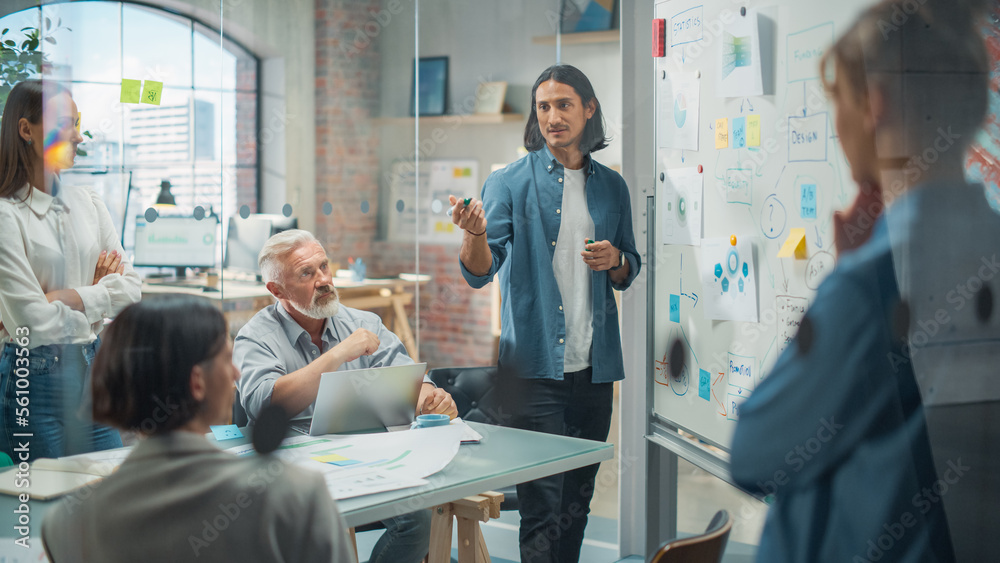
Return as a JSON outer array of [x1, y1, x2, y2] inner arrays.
[[133, 215, 219, 275], [224, 213, 298, 278]]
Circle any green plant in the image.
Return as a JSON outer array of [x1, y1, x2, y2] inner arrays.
[[0, 15, 71, 108]]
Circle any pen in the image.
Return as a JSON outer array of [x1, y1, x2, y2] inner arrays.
[[446, 198, 473, 215]]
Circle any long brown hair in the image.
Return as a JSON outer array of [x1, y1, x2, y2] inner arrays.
[[0, 80, 70, 199]]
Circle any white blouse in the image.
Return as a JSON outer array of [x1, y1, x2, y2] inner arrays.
[[0, 184, 141, 347]]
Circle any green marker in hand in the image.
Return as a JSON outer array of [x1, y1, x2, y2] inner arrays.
[[447, 198, 475, 216]]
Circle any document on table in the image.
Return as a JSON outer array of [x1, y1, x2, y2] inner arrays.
[[226, 424, 465, 499], [0, 446, 132, 499]]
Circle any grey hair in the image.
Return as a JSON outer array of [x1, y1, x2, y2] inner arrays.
[[258, 229, 322, 285]]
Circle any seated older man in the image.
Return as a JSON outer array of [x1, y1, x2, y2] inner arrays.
[[234, 229, 456, 563]]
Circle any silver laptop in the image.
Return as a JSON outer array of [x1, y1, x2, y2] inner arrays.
[[292, 362, 427, 435]]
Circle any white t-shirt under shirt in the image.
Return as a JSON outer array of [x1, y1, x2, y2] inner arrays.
[[552, 166, 594, 373]]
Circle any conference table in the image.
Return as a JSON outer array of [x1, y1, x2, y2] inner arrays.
[[0, 422, 613, 559]]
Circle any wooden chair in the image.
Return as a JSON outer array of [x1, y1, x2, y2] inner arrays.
[[649, 510, 732, 563]]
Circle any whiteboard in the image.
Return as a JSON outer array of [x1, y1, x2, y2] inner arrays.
[[651, 0, 872, 449]]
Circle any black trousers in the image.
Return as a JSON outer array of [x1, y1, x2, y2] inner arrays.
[[505, 368, 614, 563]]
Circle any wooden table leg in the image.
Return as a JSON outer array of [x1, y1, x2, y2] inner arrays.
[[392, 295, 419, 362], [456, 516, 482, 562], [348, 527, 358, 561], [476, 525, 490, 563], [429, 492, 504, 563], [428, 504, 454, 563]]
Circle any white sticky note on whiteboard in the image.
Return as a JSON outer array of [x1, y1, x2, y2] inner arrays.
[[659, 166, 703, 246], [717, 8, 764, 97], [658, 71, 700, 151], [701, 237, 759, 322]]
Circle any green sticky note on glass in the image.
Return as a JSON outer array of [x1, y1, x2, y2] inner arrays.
[[141, 80, 163, 106], [120, 79, 141, 104]]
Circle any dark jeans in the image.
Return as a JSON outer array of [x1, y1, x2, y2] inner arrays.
[[0, 339, 122, 462], [505, 368, 614, 563]]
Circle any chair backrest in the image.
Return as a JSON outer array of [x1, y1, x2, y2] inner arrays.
[[649, 510, 732, 563], [427, 366, 504, 424], [232, 389, 249, 427]]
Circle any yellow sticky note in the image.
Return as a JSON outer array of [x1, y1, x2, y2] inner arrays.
[[141, 80, 163, 106], [747, 115, 761, 147], [453, 168, 462, 178], [777, 228, 807, 259], [75, 112, 81, 131], [312, 454, 349, 463], [120, 79, 141, 103], [715, 118, 729, 149]]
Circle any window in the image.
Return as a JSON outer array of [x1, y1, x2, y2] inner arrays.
[[0, 2, 258, 258]]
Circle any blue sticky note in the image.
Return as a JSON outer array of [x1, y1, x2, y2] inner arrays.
[[699, 369, 711, 401], [210, 424, 243, 441], [669, 294, 680, 323], [732, 117, 747, 149], [800, 183, 817, 219], [331, 459, 362, 467]]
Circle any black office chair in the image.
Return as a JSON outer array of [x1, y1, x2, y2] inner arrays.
[[649, 510, 732, 563], [232, 390, 250, 427], [427, 366, 520, 511]]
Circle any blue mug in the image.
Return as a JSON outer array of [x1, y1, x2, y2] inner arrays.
[[412, 413, 450, 429]]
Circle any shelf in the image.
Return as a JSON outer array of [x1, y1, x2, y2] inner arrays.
[[372, 113, 524, 126], [532, 29, 620, 46]]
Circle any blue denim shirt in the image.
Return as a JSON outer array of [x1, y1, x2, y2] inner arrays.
[[460, 146, 640, 383], [731, 212, 953, 563]]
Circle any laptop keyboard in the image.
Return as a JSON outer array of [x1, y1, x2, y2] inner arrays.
[[289, 419, 312, 435]]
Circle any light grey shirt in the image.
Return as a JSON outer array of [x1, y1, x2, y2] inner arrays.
[[42, 432, 355, 563], [234, 302, 416, 422]]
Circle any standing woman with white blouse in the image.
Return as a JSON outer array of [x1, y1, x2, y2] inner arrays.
[[0, 80, 141, 461]]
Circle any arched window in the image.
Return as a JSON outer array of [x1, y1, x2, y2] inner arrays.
[[0, 1, 258, 259]]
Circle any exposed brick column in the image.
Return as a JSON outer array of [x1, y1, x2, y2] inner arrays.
[[314, 0, 495, 369], [315, 0, 380, 261], [235, 57, 258, 213]]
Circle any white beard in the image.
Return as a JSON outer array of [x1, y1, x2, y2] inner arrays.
[[291, 288, 341, 319]]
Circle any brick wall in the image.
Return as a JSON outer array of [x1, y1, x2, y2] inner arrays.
[[371, 241, 496, 369], [314, 0, 494, 369], [235, 57, 258, 213], [315, 0, 380, 262]]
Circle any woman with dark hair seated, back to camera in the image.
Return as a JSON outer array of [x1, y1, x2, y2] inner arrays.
[[41, 295, 355, 563]]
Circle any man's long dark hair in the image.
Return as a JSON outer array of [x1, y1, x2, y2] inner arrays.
[[523, 64, 610, 154]]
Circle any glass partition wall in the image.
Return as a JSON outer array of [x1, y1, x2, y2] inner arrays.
[[0, 0, 632, 559]]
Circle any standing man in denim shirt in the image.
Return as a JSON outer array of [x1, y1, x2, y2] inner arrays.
[[449, 64, 640, 563]]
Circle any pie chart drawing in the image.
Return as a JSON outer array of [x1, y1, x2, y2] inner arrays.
[[674, 94, 687, 128]]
